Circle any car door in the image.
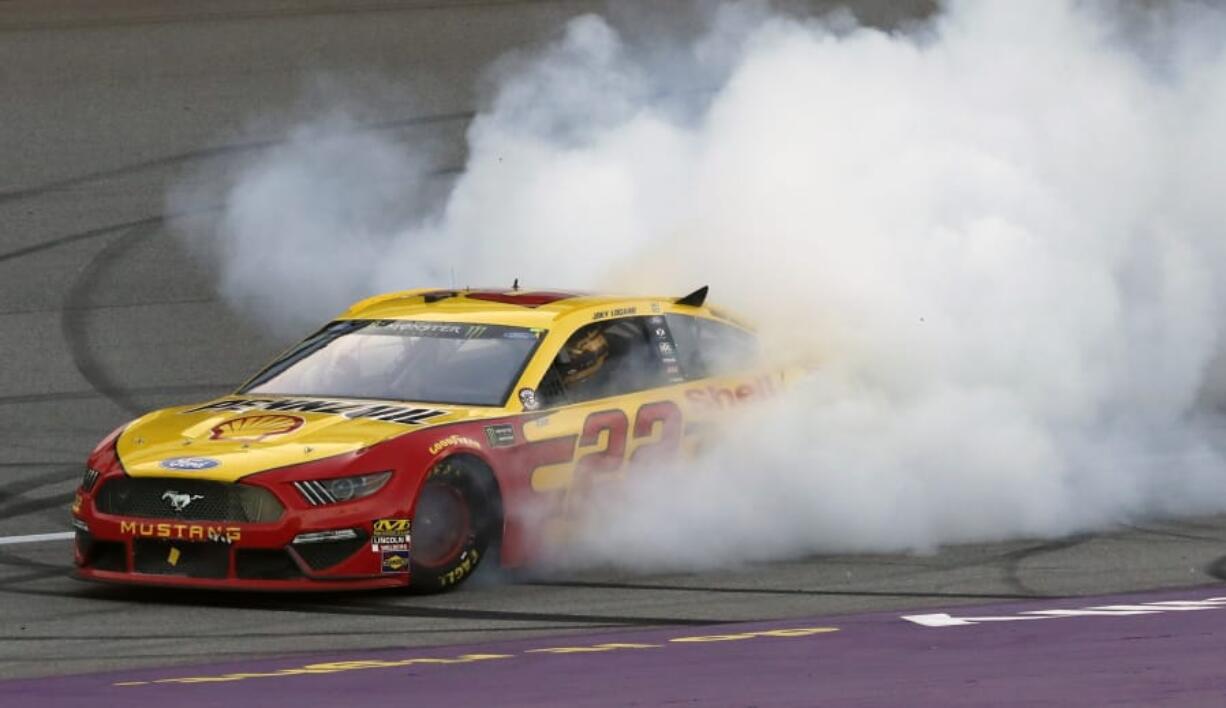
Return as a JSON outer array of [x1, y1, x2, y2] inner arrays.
[[520, 315, 687, 531], [517, 312, 785, 542]]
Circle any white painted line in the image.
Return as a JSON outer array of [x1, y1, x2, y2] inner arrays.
[[903, 596, 1226, 627], [0, 531, 75, 546]]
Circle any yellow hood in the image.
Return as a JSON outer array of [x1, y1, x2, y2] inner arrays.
[[115, 396, 487, 482]]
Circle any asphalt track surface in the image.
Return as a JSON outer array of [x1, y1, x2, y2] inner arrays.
[[6, 587, 1226, 706], [2, 0, 1226, 702]]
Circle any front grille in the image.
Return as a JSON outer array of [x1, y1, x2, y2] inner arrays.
[[95, 477, 283, 523], [133, 539, 229, 578], [236, 549, 303, 580], [292, 534, 368, 571]]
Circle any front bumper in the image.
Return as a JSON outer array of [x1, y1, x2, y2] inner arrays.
[[75, 567, 408, 592], [71, 485, 414, 592]]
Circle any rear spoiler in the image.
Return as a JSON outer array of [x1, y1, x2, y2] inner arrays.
[[675, 285, 708, 308]]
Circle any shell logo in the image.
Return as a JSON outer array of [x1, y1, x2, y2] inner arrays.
[[210, 414, 305, 442]]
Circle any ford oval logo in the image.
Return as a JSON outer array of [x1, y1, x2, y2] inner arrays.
[[159, 457, 221, 471]]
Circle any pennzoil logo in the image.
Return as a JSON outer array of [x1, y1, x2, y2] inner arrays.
[[120, 521, 241, 543], [373, 519, 410, 534], [210, 414, 304, 442], [186, 398, 446, 427]]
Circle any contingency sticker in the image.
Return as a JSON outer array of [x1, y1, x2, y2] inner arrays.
[[381, 550, 410, 573], [371, 519, 411, 552], [484, 424, 515, 448], [647, 316, 685, 384], [373, 519, 410, 534]]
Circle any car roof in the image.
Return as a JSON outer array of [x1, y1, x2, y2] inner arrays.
[[337, 287, 746, 329]]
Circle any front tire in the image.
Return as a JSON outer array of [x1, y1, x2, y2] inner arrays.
[[409, 457, 498, 593]]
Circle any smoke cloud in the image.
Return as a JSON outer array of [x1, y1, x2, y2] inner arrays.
[[172, 0, 1226, 570]]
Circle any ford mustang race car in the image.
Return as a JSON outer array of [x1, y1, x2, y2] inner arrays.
[[73, 286, 786, 592]]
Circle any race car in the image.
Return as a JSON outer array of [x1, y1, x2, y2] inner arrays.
[[73, 286, 787, 592]]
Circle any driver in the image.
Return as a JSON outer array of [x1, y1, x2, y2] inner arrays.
[[558, 327, 610, 393]]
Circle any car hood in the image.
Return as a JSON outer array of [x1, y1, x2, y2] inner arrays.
[[115, 395, 494, 482]]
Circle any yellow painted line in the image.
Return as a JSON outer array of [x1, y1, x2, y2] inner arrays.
[[525, 643, 660, 654], [113, 626, 840, 687]]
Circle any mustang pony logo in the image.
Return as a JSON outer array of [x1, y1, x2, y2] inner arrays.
[[162, 491, 204, 512]]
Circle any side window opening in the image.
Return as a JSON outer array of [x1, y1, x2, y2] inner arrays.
[[539, 318, 668, 406], [699, 319, 758, 375], [664, 314, 758, 380]]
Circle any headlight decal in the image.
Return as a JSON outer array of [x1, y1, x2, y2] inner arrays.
[[81, 467, 101, 492], [294, 480, 335, 506], [294, 471, 392, 506]]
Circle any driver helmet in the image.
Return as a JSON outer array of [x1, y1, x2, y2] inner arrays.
[[560, 328, 609, 385]]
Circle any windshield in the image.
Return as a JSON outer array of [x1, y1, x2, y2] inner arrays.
[[240, 320, 544, 406]]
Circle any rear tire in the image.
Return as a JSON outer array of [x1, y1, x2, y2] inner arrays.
[[409, 457, 499, 593]]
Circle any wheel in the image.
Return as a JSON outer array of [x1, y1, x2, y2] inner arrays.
[[409, 457, 499, 593]]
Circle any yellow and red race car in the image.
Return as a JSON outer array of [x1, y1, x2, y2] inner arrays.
[[73, 286, 786, 592]]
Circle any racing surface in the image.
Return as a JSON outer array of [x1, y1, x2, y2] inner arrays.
[[8, 587, 1226, 706], [3, 0, 1226, 692]]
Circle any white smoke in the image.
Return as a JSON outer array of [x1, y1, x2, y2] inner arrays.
[[173, 0, 1226, 569]]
